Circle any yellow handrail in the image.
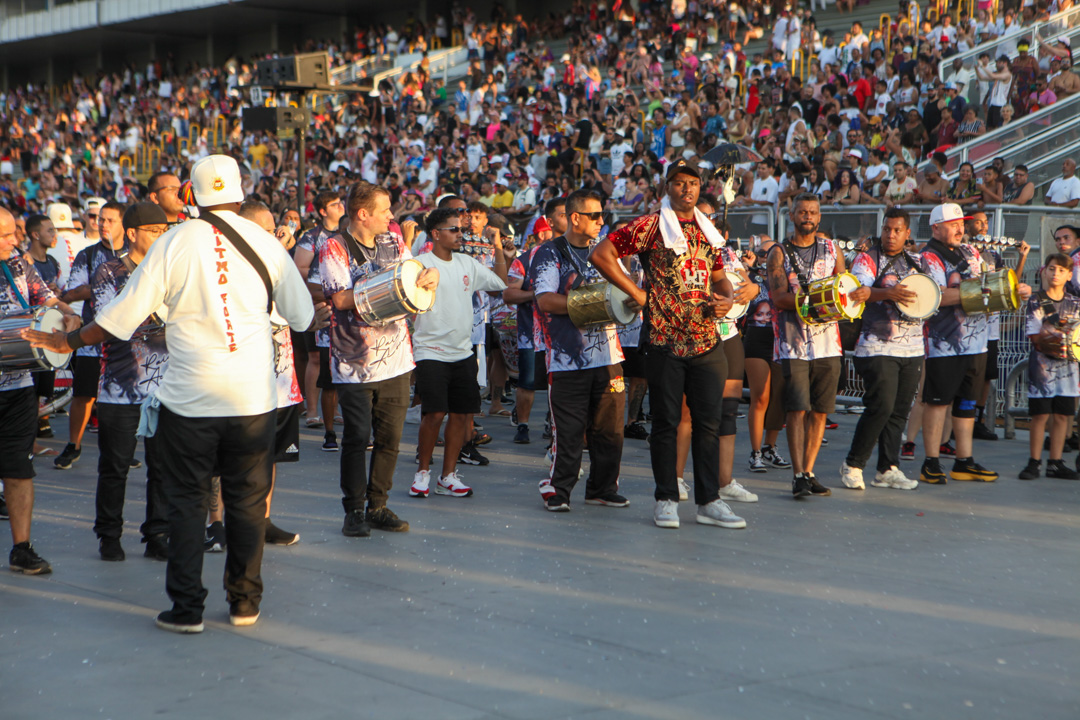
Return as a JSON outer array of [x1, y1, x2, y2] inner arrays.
[[214, 116, 227, 148]]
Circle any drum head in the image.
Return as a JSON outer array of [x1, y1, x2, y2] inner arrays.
[[399, 259, 435, 313], [897, 274, 941, 319], [725, 270, 748, 319], [606, 283, 638, 325], [836, 273, 863, 319], [1004, 268, 1019, 311], [35, 307, 71, 368]]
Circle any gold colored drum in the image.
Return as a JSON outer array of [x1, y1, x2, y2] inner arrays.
[[566, 282, 637, 329], [959, 268, 1019, 315]]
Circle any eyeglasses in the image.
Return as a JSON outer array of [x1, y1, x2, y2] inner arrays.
[[437, 226, 464, 233], [87, 213, 98, 219], [575, 211, 604, 221]]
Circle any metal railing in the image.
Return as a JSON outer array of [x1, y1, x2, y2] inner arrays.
[[922, 93, 1080, 174], [940, 5, 1080, 84]]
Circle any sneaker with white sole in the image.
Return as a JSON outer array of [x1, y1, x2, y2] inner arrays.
[[435, 471, 473, 497], [696, 499, 747, 529], [872, 466, 919, 490], [718, 480, 759, 503], [840, 461, 865, 490], [762, 445, 791, 468], [748, 450, 767, 473], [677, 477, 690, 501], [654, 499, 680, 528], [410, 469, 431, 498]]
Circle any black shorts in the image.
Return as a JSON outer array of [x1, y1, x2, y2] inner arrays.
[[72, 354, 101, 398], [621, 345, 646, 378], [0, 387, 38, 479], [782, 356, 842, 414], [293, 329, 318, 354], [274, 404, 301, 463], [742, 325, 774, 361], [923, 354, 985, 406], [415, 357, 482, 414], [317, 346, 335, 390], [485, 323, 498, 350], [1028, 395, 1078, 417], [33, 370, 55, 398], [984, 339, 999, 381], [534, 351, 549, 391], [723, 334, 744, 382]]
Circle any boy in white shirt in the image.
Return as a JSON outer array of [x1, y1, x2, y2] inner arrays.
[[411, 208, 508, 498]]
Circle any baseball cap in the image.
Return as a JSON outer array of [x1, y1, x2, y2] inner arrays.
[[847, 148, 864, 159], [665, 158, 701, 182], [190, 154, 244, 206], [46, 202, 76, 230], [944, 81, 958, 91], [533, 216, 551, 234], [930, 203, 971, 225], [122, 202, 168, 231], [84, 197, 107, 214], [868, 116, 882, 125], [1017, 41, 1030, 51], [903, 45, 913, 53]]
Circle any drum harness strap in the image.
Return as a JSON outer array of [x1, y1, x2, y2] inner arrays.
[[1, 259, 31, 311], [553, 236, 591, 291], [1036, 290, 1063, 328], [200, 212, 273, 316], [781, 237, 821, 320]]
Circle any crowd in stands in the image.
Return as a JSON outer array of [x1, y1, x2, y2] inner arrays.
[[0, 0, 1078, 236]]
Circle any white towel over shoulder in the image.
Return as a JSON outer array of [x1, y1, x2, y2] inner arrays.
[[658, 196, 726, 254]]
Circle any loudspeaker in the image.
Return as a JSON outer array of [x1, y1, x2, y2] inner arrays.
[[242, 107, 308, 132], [255, 52, 329, 88]]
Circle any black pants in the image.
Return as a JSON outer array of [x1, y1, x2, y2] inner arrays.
[[94, 403, 168, 541], [548, 364, 625, 501], [338, 372, 410, 513], [846, 355, 923, 472], [646, 343, 727, 503], [157, 404, 275, 623]]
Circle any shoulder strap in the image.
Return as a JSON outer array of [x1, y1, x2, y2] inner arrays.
[[200, 212, 273, 315], [1, 259, 30, 310], [553, 236, 589, 290]]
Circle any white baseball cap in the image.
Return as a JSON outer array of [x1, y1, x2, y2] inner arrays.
[[190, 154, 244, 206], [46, 202, 76, 230], [930, 203, 971, 225], [84, 197, 107, 213]]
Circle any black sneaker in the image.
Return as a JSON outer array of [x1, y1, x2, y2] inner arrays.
[[204, 521, 226, 552], [807, 473, 832, 496], [472, 432, 493, 446], [939, 441, 956, 457], [792, 473, 812, 498], [9, 542, 51, 575], [54, 443, 81, 470], [1066, 433, 1080, 452], [144, 534, 168, 561], [973, 422, 998, 441], [584, 492, 630, 507], [130, 458, 143, 469], [920, 458, 947, 484], [366, 506, 409, 532], [762, 444, 791, 468], [545, 495, 570, 512], [1046, 459, 1079, 480], [155, 609, 204, 634], [1019, 458, 1041, 480], [624, 422, 650, 440], [825, 417, 839, 430], [342, 509, 371, 537], [950, 458, 998, 482], [901, 441, 916, 461], [459, 442, 489, 466], [0, 493, 8, 520], [99, 536, 125, 562], [37, 418, 53, 438], [513, 423, 530, 444], [322, 432, 339, 452], [265, 520, 300, 545]]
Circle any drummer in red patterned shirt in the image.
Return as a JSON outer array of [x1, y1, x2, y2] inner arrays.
[[590, 159, 736, 530]]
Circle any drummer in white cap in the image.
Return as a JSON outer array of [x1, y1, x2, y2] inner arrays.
[[25, 154, 320, 633], [45, 202, 94, 289], [0, 207, 81, 575], [917, 202, 1030, 486]]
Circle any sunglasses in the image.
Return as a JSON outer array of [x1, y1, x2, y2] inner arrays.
[[575, 211, 604, 221], [437, 225, 464, 233], [87, 213, 99, 219]]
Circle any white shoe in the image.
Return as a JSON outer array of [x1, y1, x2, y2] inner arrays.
[[718, 479, 759, 503], [873, 466, 919, 490], [436, 471, 473, 497], [405, 405, 422, 424], [677, 477, 690, 502], [696, 499, 747, 529], [654, 499, 680, 528], [410, 469, 430, 498], [840, 461, 865, 490]]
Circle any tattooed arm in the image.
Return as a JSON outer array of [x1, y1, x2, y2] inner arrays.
[[767, 245, 798, 311]]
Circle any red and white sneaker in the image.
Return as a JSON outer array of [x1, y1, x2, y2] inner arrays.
[[410, 470, 430, 498], [436, 471, 473, 497], [538, 478, 556, 500]]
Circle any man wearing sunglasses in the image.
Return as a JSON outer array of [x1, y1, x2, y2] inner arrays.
[[147, 172, 187, 226], [410, 208, 507, 499], [83, 197, 106, 244], [531, 189, 628, 513]]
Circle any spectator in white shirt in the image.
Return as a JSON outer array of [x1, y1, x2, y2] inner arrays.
[[1046, 159, 1080, 208]]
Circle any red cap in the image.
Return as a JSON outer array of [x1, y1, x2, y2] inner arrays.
[[534, 216, 551, 234]]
